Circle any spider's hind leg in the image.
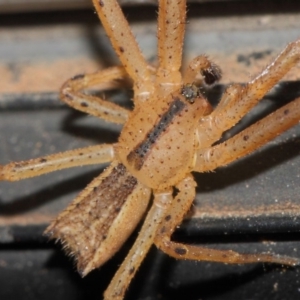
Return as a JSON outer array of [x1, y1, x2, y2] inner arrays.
[[0, 144, 115, 181], [154, 176, 300, 267]]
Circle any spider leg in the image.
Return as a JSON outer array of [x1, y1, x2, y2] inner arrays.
[[198, 39, 300, 145], [61, 67, 130, 124], [195, 97, 300, 172], [156, 0, 187, 92], [0, 144, 114, 181], [92, 0, 153, 99], [154, 176, 299, 266], [104, 190, 174, 300]]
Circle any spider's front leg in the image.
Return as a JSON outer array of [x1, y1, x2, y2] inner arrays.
[[154, 177, 300, 266], [156, 0, 186, 93], [198, 38, 300, 145], [92, 0, 153, 100], [194, 39, 300, 172], [195, 96, 300, 172]]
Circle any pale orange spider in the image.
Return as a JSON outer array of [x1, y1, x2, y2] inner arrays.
[[1, 0, 300, 299]]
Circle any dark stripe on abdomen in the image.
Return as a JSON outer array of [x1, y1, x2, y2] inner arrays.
[[127, 98, 186, 170]]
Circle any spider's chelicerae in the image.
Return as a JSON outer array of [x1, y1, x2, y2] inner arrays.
[[1, 0, 300, 299]]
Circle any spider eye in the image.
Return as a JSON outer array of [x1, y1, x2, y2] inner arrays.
[[181, 84, 199, 104]]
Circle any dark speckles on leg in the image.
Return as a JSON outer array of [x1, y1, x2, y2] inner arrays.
[[284, 109, 290, 115], [129, 267, 135, 275], [64, 92, 74, 101], [80, 102, 88, 108], [174, 247, 187, 255], [119, 46, 125, 53], [99, 0, 104, 7], [243, 135, 249, 141], [39, 158, 47, 163], [165, 215, 171, 221], [71, 74, 85, 81], [160, 226, 166, 234]]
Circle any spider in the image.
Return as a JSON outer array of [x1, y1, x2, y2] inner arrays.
[[1, 0, 300, 299]]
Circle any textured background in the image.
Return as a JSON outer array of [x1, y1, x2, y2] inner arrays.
[[0, 1, 300, 299]]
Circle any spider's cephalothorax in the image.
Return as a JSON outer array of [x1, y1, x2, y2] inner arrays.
[[1, 0, 300, 299], [118, 83, 212, 190]]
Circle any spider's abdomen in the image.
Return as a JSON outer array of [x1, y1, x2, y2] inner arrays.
[[117, 87, 211, 190]]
